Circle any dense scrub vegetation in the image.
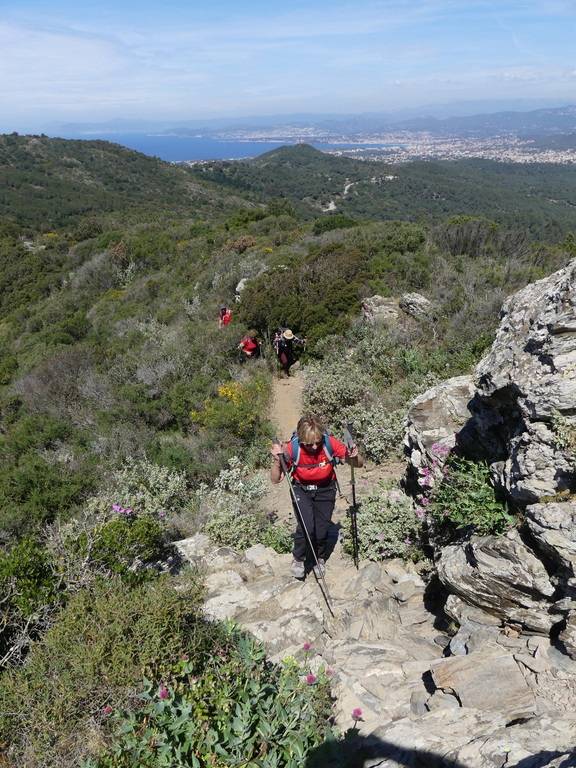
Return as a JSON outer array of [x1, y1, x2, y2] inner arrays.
[[0, 134, 574, 765], [192, 143, 576, 239]]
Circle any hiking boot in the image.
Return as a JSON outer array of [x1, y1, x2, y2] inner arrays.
[[291, 558, 305, 579], [313, 558, 326, 578]]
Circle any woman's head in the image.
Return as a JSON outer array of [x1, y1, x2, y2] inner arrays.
[[297, 413, 325, 447]]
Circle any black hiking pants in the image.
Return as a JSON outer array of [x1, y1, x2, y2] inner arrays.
[[291, 482, 336, 562]]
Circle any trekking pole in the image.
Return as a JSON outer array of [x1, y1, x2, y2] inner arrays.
[[343, 426, 360, 570], [274, 439, 335, 617]]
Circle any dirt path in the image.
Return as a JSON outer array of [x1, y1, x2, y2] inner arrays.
[[264, 373, 304, 522], [263, 371, 406, 525]]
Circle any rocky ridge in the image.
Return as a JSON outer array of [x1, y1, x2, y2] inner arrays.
[[177, 534, 576, 767]]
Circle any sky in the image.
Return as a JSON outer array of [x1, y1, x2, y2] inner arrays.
[[1, 0, 575, 131]]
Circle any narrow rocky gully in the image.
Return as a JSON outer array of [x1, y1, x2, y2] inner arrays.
[[177, 267, 576, 768]]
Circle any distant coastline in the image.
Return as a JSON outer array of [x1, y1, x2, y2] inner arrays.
[[51, 132, 404, 163]]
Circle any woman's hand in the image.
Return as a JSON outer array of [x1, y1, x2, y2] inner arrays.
[[271, 443, 284, 459]]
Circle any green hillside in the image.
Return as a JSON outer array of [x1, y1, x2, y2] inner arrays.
[[192, 143, 576, 239], [0, 133, 249, 229]]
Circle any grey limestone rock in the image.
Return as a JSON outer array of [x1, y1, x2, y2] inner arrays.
[[399, 292, 434, 320], [361, 295, 400, 325], [436, 530, 556, 633], [525, 501, 576, 576], [474, 260, 576, 502], [404, 374, 475, 472]]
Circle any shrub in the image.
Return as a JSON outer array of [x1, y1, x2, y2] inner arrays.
[[0, 576, 207, 768], [85, 457, 189, 520], [303, 360, 373, 429], [0, 537, 60, 667], [429, 456, 513, 537], [191, 375, 272, 441], [198, 458, 292, 553], [89, 626, 333, 768], [552, 410, 576, 456], [81, 515, 166, 583], [0, 537, 57, 617], [342, 484, 422, 561], [260, 521, 294, 554], [313, 214, 357, 235], [345, 405, 406, 463]]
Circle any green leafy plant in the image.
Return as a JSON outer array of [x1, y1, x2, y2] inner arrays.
[[89, 624, 334, 768], [552, 410, 576, 456], [429, 456, 513, 537]]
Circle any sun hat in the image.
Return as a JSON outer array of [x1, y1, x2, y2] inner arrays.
[[282, 329, 295, 340]]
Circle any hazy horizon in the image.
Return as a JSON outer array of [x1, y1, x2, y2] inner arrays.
[[2, 0, 576, 133]]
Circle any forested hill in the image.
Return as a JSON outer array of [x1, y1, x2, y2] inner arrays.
[[192, 143, 576, 239], [0, 133, 251, 229]]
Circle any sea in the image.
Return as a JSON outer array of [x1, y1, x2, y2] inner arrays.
[[55, 132, 397, 163]]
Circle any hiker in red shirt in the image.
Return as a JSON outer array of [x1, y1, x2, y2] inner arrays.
[[218, 305, 233, 328], [238, 330, 261, 362], [270, 413, 362, 579]]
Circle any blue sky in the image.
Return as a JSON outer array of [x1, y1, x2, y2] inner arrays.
[[1, 0, 575, 130]]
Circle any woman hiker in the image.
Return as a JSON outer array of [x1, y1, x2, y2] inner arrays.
[[270, 413, 362, 579], [273, 328, 305, 377], [218, 304, 233, 328], [238, 330, 261, 362]]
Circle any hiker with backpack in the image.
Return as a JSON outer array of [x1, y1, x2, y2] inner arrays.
[[238, 330, 261, 362], [218, 305, 233, 328], [270, 413, 362, 579], [273, 328, 305, 377]]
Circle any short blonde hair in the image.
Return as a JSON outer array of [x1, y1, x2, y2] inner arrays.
[[297, 413, 324, 444]]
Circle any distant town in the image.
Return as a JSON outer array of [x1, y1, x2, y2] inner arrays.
[[212, 128, 576, 164]]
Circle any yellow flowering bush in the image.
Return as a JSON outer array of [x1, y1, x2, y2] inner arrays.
[[191, 375, 271, 440]]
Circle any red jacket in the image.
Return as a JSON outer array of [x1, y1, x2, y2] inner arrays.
[[240, 336, 258, 355], [284, 435, 347, 484]]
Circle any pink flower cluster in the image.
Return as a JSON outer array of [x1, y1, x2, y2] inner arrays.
[[112, 503, 133, 517], [415, 440, 454, 519], [305, 673, 317, 685], [351, 707, 363, 721]]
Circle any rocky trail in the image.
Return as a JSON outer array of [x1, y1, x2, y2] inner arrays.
[[176, 533, 576, 767], [177, 263, 576, 767]]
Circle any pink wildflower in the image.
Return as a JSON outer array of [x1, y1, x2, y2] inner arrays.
[[302, 642, 313, 652], [351, 707, 363, 721], [112, 503, 122, 512], [158, 684, 170, 700], [102, 705, 113, 716], [404, 537, 412, 545], [420, 496, 431, 506], [326, 668, 335, 677], [415, 507, 425, 519], [305, 673, 317, 685]]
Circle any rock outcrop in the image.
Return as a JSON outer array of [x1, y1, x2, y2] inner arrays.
[[399, 292, 434, 320], [405, 260, 576, 638], [361, 296, 401, 325], [176, 534, 576, 766], [436, 530, 556, 633], [474, 261, 576, 503]]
